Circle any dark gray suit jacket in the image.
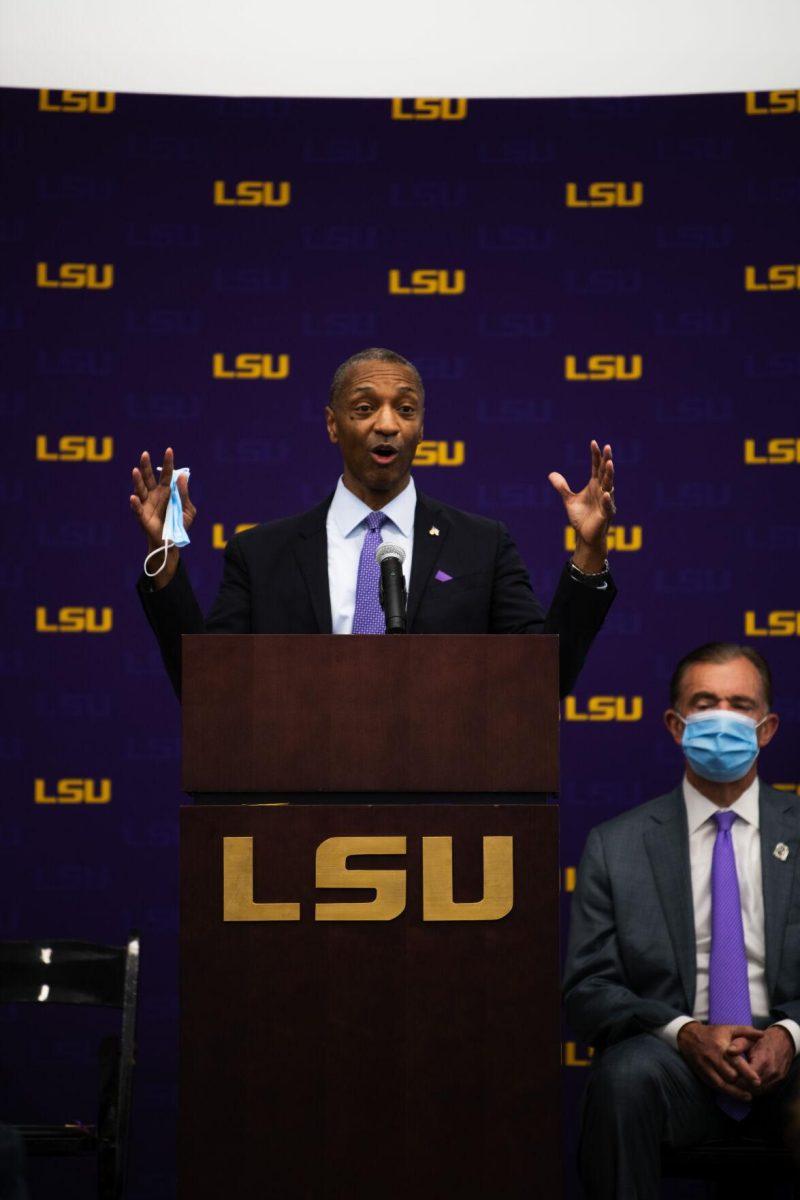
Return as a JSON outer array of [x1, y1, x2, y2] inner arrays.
[[138, 490, 616, 699], [563, 783, 800, 1050]]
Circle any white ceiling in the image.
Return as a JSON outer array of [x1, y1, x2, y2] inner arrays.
[[1, 0, 798, 97]]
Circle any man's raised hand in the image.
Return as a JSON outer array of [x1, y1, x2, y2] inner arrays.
[[129, 447, 196, 588], [548, 440, 614, 573]]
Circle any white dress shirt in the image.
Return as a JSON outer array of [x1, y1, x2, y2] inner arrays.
[[657, 775, 800, 1054], [326, 475, 416, 635]]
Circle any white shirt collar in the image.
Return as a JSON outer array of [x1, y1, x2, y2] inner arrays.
[[682, 774, 761, 835], [329, 475, 417, 539]]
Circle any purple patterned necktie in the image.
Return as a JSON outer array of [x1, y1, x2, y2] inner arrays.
[[708, 809, 752, 1120], [351, 511, 388, 634]]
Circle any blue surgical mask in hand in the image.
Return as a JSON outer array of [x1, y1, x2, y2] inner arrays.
[[144, 466, 191, 577], [679, 708, 766, 783]]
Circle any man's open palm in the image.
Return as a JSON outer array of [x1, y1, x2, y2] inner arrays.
[[548, 439, 615, 549]]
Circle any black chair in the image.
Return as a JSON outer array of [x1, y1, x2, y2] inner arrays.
[[0, 935, 140, 1200], [663, 1138, 800, 1198]]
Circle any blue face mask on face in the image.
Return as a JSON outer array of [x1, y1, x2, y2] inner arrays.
[[679, 709, 766, 783]]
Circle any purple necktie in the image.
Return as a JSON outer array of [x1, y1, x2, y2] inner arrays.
[[351, 511, 388, 634], [708, 809, 752, 1120]]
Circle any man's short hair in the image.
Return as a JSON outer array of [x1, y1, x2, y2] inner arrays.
[[669, 642, 773, 709], [329, 348, 424, 408]]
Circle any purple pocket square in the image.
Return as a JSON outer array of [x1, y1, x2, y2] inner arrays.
[[435, 570, 453, 582]]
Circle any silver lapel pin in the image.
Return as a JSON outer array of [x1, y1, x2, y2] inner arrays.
[[429, 526, 439, 536], [773, 842, 790, 862]]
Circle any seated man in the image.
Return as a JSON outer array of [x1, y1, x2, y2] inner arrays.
[[563, 642, 800, 1198]]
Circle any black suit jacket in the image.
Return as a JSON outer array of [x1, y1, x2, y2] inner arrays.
[[563, 783, 800, 1051], [138, 490, 616, 698]]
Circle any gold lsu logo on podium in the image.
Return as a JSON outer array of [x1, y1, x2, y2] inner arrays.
[[223, 835, 513, 922]]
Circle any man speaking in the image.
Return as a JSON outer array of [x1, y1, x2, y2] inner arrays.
[[130, 347, 617, 697]]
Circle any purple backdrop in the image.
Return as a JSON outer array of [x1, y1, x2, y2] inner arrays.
[[2, 86, 799, 1197]]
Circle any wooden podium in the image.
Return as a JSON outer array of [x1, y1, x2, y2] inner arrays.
[[180, 635, 562, 1198]]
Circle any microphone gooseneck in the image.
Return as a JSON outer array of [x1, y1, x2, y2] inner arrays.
[[375, 542, 407, 634]]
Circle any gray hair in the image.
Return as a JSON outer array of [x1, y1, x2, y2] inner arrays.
[[329, 348, 425, 408], [670, 642, 773, 709]]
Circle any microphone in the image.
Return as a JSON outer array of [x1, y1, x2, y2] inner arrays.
[[375, 542, 407, 634]]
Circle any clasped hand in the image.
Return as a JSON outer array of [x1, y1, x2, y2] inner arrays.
[[677, 1022, 794, 1102]]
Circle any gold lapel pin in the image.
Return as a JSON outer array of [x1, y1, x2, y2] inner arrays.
[[774, 842, 790, 862], [429, 526, 439, 536]]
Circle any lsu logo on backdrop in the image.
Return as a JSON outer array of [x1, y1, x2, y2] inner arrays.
[[223, 834, 512, 922], [38, 89, 115, 113], [564, 1043, 595, 1067], [564, 354, 642, 381], [745, 90, 800, 115], [744, 611, 800, 637], [563, 867, 577, 893], [212, 353, 290, 380], [34, 779, 112, 805], [212, 181, 291, 207], [36, 436, 114, 462], [388, 269, 466, 296], [774, 783, 800, 795], [744, 264, 800, 291], [212, 523, 257, 549], [414, 440, 465, 467], [35, 607, 113, 634], [36, 263, 114, 290], [744, 438, 800, 464], [564, 696, 644, 722], [565, 526, 642, 552], [565, 182, 643, 208], [390, 98, 467, 121]]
